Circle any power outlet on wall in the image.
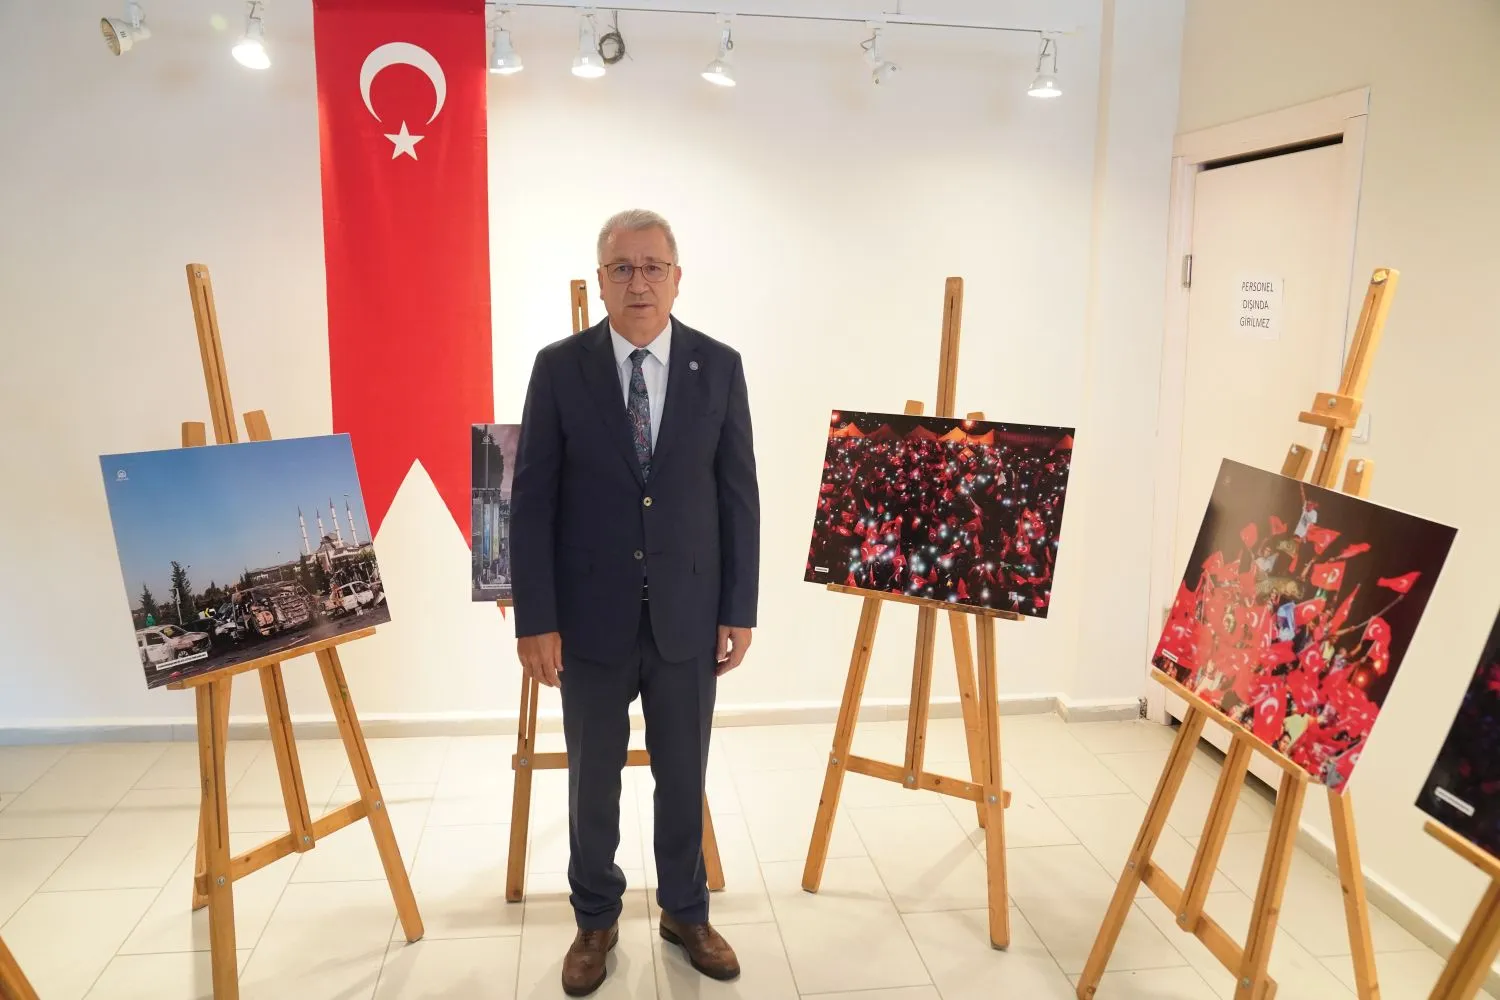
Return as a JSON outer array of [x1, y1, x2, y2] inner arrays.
[[1354, 410, 1372, 443]]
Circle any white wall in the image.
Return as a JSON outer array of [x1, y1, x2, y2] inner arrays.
[[1178, 0, 1500, 956], [0, 0, 1189, 734]]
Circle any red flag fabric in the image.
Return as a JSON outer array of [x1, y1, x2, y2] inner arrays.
[[1240, 523, 1258, 549], [1294, 598, 1326, 627], [1378, 572, 1421, 594], [1364, 616, 1392, 644], [1305, 525, 1340, 554], [1269, 515, 1289, 535], [1334, 542, 1371, 560], [1310, 561, 1347, 589], [313, 0, 493, 539]]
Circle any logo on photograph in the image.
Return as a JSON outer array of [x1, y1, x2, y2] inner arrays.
[[814, 566, 829, 574], [115, 469, 128, 481], [1435, 787, 1476, 818], [1161, 650, 1180, 664]]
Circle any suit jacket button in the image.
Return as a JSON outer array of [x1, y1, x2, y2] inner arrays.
[[643, 496, 653, 508], [633, 550, 644, 561]]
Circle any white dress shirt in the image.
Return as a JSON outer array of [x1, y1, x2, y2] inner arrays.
[[609, 320, 671, 450]]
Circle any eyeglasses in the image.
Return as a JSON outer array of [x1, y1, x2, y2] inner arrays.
[[602, 261, 675, 284]]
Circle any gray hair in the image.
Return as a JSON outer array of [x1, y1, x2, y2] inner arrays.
[[596, 209, 679, 264]]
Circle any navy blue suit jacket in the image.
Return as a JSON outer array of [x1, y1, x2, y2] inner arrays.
[[510, 317, 760, 665]]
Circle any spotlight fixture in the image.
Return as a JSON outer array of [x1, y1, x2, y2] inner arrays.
[[232, 1, 270, 70], [862, 23, 897, 86], [572, 8, 606, 79], [100, 0, 150, 56], [1027, 34, 1061, 98], [489, 7, 522, 74], [701, 14, 735, 87]]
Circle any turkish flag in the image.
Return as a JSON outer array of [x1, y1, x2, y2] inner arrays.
[[313, 0, 493, 538], [1305, 525, 1341, 555], [1310, 561, 1347, 590], [1378, 572, 1421, 594]]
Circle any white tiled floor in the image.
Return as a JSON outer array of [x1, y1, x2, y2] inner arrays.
[[0, 716, 1483, 999]]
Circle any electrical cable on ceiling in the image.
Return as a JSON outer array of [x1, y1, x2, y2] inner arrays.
[[598, 10, 626, 65]]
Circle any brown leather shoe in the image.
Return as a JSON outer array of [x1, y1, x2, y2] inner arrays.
[[659, 913, 740, 981], [562, 924, 618, 997]]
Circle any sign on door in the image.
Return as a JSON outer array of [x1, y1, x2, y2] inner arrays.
[[1233, 275, 1284, 340]]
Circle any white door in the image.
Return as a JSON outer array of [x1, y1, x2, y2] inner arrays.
[[1155, 143, 1356, 775]]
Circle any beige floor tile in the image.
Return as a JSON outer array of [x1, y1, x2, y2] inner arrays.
[[849, 803, 993, 912], [902, 907, 1076, 999], [798, 989, 941, 1000], [428, 737, 515, 828], [715, 723, 835, 774], [527, 770, 645, 876], [1046, 792, 1226, 899], [936, 765, 1078, 850], [119, 829, 296, 955], [131, 740, 264, 791], [1068, 720, 1182, 756], [227, 738, 349, 833], [1006, 730, 1132, 799], [0, 745, 168, 839], [1322, 947, 1493, 1000], [85, 949, 252, 1000], [290, 783, 432, 884], [43, 787, 199, 891], [1006, 844, 1186, 974], [653, 920, 798, 999], [357, 738, 451, 787], [237, 879, 399, 1000], [0, 745, 68, 793], [1071, 966, 1222, 999], [374, 937, 520, 999], [0, 836, 82, 925], [1136, 889, 1356, 1000], [761, 857, 930, 995], [1096, 748, 1273, 839], [733, 767, 865, 864], [0, 888, 158, 1000], [401, 823, 524, 940]]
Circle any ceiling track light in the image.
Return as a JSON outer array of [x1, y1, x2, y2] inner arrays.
[[572, 7, 606, 78], [100, 0, 150, 56], [489, 4, 523, 74], [702, 13, 735, 87], [862, 23, 897, 86], [232, 1, 270, 69], [1027, 34, 1061, 98]]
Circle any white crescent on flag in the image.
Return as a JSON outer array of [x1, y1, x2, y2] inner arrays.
[[359, 41, 447, 160]]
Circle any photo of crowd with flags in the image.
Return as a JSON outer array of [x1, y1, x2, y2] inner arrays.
[[803, 410, 1075, 618], [1154, 459, 1455, 791], [1417, 610, 1500, 855]]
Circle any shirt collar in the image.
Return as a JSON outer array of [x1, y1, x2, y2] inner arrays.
[[609, 318, 672, 369]]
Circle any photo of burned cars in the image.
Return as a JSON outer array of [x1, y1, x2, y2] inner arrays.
[[101, 435, 393, 689]]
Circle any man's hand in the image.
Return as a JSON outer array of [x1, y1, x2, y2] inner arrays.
[[716, 626, 753, 676], [518, 632, 564, 688]]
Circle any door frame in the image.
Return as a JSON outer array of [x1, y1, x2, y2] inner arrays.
[[1144, 88, 1371, 725]]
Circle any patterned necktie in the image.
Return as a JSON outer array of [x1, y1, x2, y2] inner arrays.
[[628, 348, 652, 478]]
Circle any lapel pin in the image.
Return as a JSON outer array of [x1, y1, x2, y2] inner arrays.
[[689, 360, 699, 372]]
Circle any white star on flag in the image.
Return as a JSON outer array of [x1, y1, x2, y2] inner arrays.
[[385, 121, 424, 160]]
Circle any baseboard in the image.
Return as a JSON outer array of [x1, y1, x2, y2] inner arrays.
[[1057, 696, 1143, 723], [0, 692, 1091, 745]]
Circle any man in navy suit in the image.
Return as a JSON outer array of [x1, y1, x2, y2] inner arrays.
[[511, 209, 759, 997]]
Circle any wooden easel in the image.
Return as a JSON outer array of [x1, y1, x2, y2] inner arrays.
[[176, 263, 423, 998], [502, 278, 726, 902], [801, 276, 1017, 949], [1077, 267, 1401, 999], [1425, 822, 1500, 1000], [0, 935, 39, 1000]]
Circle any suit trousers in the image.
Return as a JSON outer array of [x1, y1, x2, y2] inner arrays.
[[560, 600, 717, 929]]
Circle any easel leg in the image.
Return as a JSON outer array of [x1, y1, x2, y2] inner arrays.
[[1329, 789, 1381, 999], [259, 664, 314, 853], [317, 647, 424, 942], [196, 679, 240, 1000], [1179, 736, 1253, 930], [803, 597, 882, 892], [902, 608, 939, 785], [1236, 772, 1308, 1000], [506, 673, 540, 903], [1430, 879, 1500, 1000], [947, 610, 988, 829], [0, 934, 40, 1000], [192, 678, 232, 911], [703, 795, 725, 892], [1078, 708, 1209, 998], [974, 617, 1010, 949]]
